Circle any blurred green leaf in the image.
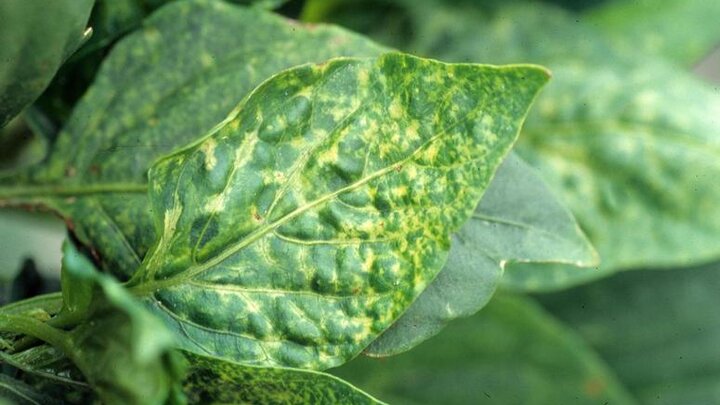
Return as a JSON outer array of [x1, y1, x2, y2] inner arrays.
[[334, 293, 636, 405], [0, 0, 387, 280], [540, 262, 720, 405], [0, 0, 94, 128], [0, 374, 62, 405], [183, 353, 384, 404], [327, 1, 720, 290], [59, 241, 185, 404], [365, 153, 597, 356], [586, 0, 720, 67]]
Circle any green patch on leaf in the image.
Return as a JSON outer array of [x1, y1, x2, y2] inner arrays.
[[332, 1, 720, 289]]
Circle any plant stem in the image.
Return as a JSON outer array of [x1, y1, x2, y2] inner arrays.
[[0, 183, 147, 200], [0, 314, 73, 355]]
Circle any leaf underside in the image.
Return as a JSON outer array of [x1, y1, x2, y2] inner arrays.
[[364, 152, 597, 356]]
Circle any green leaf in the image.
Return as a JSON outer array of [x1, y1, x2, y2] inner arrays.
[[80, 0, 292, 59], [0, 0, 388, 280], [586, 0, 720, 67], [540, 262, 720, 405], [364, 152, 597, 356], [0, 374, 62, 405], [502, 10, 720, 290], [58, 241, 185, 405], [182, 353, 384, 404], [125, 52, 548, 369], [345, 1, 720, 290], [333, 293, 636, 405], [0, 0, 94, 128]]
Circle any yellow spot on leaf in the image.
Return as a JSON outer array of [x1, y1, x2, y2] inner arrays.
[[201, 139, 218, 171]]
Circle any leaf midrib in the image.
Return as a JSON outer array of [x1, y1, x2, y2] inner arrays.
[[470, 212, 594, 264]]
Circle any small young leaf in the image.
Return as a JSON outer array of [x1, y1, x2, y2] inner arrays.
[[364, 152, 597, 356], [126, 53, 549, 369], [0, 0, 387, 280], [0, 0, 94, 128], [59, 241, 185, 405], [333, 294, 637, 405], [182, 353, 384, 404]]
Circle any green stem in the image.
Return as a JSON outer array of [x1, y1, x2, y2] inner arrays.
[[0, 183, 147, 200], [0, 314, 73, 355], [0, 292, 63, 316]]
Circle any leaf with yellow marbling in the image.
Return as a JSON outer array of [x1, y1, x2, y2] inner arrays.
[[127, 52, 549, 369]]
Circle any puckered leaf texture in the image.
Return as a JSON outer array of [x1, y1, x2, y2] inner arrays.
[[127, 53, 548, 369]]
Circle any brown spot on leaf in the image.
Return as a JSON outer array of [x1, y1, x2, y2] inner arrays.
[[583, 377, 606, 398]]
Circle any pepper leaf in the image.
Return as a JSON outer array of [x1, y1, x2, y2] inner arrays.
[[182, 353, 384, 404], [0, 0, 388, 279], [364, 152, 597, 356], [0, 0, 94, 128], [125, 52, 548, 369]]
